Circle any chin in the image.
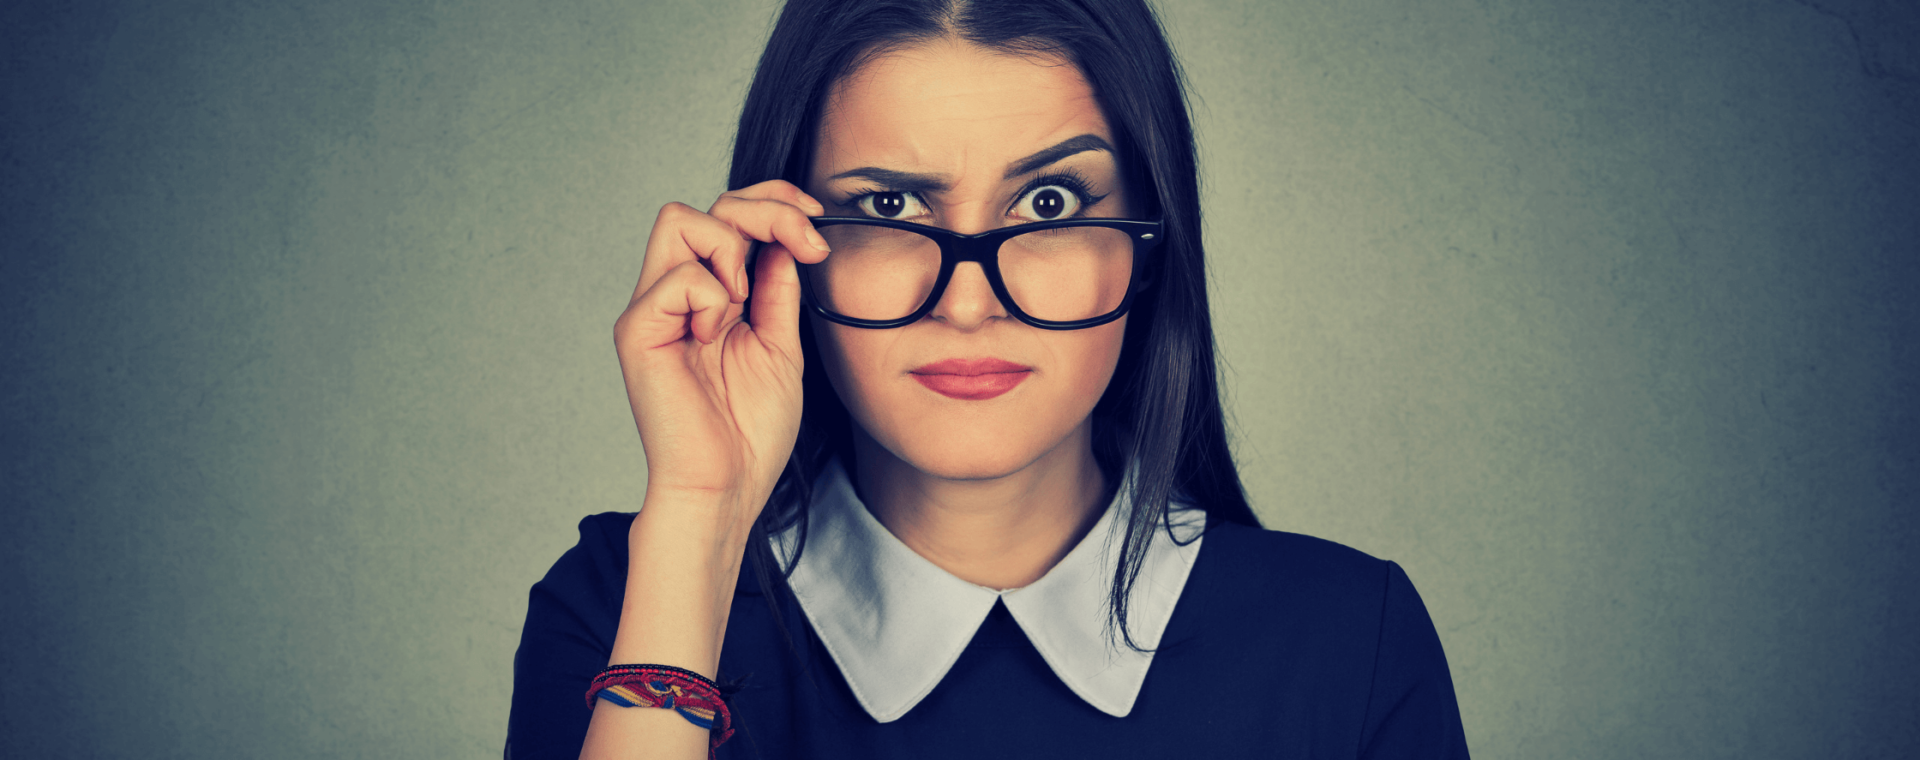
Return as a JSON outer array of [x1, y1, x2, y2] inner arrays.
[[893, 437, 1048, 481], [861, 387, 1095, 482]]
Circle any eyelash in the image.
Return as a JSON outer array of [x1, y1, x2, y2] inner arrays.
[[1012, 170, 1106, 217], [841, 169, 1109, 219]]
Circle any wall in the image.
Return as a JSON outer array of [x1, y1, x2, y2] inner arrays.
[[3, 0, 1914, 757]]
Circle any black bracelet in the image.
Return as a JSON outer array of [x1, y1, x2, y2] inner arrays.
[[595, 663, 722, 694]]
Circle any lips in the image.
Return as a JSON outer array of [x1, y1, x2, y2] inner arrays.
[[909, 357, 1033, 400]]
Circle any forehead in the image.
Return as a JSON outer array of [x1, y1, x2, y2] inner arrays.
[[814, 39, 1111, 175]]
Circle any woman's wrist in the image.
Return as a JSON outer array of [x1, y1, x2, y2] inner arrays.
[[610, 491, 760, 678], [639, 482, 769, 555]]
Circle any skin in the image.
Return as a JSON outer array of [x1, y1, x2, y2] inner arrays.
[[584, 38, 1132, 759], [808, 38, 1131, 591]]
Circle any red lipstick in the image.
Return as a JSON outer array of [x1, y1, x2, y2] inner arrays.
[[909, 357, 1033, 400]]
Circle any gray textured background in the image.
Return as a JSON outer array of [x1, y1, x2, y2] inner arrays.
[[3, 0, 1915, 757]]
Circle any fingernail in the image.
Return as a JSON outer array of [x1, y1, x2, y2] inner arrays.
[[806, 228, 831, 252], [801, 196, 826, 215]]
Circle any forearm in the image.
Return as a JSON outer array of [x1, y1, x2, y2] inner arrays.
[[613, 492, 753, 675], [579, 492, 755, 760]]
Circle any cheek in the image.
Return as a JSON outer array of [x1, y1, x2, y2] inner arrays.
[[811, 315, 1129, 475], [810, 319, 897, 426], [1069, 317, 1128, 396]]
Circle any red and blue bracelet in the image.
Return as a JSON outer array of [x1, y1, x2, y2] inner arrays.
[[585, 664, 735, 757]]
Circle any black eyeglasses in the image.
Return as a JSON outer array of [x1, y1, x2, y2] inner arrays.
[[796, 216, 1162, 330]]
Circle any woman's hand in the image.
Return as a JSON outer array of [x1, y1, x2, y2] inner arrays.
[[588, 181, 830, 759], [613, 179, 831, 529]]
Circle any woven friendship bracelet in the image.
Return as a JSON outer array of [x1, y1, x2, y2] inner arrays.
[[585, 664, 735, 756]]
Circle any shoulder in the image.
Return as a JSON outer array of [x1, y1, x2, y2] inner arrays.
[[526, 511, 639, 610], [572, 510, 638, 557], [1182, 521, 1425, 643], [558, 510, 639, 570], [1176, 522, 1469, 755], [506, 512, 640, 759], [1198, 520, 1398, 596]]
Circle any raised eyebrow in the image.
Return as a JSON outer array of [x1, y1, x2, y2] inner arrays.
[[1002, 134, 1116, 179], [823, 167, 952, 195]]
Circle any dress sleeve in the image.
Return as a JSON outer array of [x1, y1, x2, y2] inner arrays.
[[1357, 561, 1471, 759], [505, 514, 632, 760]]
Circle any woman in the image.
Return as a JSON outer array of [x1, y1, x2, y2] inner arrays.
[[508, 0, 1469, 757]]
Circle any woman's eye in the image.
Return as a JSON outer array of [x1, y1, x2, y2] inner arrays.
[[856, 192, 928, 219], [1011, 185, 1084, 221]]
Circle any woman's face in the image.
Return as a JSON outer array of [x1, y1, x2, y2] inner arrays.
[[805, 38, 1133, 481]]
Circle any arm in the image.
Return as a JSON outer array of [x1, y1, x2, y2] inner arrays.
[[577, 494, 754, 760], [1357, 562, 1471, 759], [575, 180, 830, 760], [502, 505, 757, 760]]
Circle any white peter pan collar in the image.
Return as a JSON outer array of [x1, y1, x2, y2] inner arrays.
[[771, 457, 1205, 723]]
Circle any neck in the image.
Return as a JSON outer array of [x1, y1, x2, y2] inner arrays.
[[851, 422, 1110, 590]]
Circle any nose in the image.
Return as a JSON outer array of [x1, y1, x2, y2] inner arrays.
[[928, 261, 1010, 330]]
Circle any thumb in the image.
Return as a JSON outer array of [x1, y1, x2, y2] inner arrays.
[[746, 241, 805, 356]]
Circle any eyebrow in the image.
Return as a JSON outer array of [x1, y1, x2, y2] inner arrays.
[[1002, 134, 1114, 179], [823, 167, 953, 194], [822, 134, 1116, 192]]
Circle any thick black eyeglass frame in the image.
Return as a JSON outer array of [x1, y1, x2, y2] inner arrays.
[[796, 216, 1164, 330]]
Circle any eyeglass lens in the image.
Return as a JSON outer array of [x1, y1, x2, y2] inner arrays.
[[805, 225, 1134, 322]]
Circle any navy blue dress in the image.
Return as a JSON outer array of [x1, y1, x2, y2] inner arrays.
[[506, 513, 1470, 758]]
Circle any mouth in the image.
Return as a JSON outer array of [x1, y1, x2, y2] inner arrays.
[[908, 357, 1033, 401]]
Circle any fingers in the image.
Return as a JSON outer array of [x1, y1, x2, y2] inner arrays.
[[713, 179, 825, 217], [635, 202, 754, 306], [746, 241, 804, 356], [617, 259, 736, 354], [708, 194, 832, 266], [634, 181, 830, 308]]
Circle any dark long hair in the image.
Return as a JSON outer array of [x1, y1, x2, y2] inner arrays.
[[733, 0, 1259, 651]]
